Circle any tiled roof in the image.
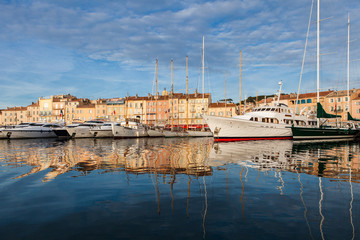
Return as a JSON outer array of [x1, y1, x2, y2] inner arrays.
[[3, 106, 27, 111]]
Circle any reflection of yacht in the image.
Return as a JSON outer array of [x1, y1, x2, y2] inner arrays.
[[112, 118, 148, 138], [203, 82, 316, 141], [66, 120, 105, 138], [89, 122, 115, 138], [3, 123, 63, 139], [209, 140, 295, 170]]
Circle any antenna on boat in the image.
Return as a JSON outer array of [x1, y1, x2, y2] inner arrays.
[[276, 81, 283, 106]]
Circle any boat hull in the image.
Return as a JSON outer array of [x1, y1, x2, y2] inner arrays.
[[4, 129, 57, 139], [203, 115, 292, 142], [163, 130, 182, 138], [187, 130, 213, 137], [53, 128, 71, 139], [89, 129, 113, 138], [67, 127, 93, 138], [291, 126, 359, 140], [147, 129, 164, 137], [112, 125, 148, 138]]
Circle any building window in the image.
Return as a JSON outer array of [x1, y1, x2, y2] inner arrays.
[[301, 99, 305, 104], [306, 99, 312, 103]]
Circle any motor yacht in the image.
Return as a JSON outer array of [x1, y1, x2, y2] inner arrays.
[[112, 119, 148, 138], [66, 120, 105, 138], [3, 123, 63, 139]]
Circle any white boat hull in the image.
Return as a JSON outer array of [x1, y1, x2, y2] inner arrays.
[[112, 125, 148, 138], [67, 127, 94, 138], [187, 130, 213, 137], [163, 130, 180, 137], [89, 129, 114, 138], [203, 115, 292, 141], [147, 129, 164, 137], [4, 129, 57, 139], [0, 129, 8, 139]]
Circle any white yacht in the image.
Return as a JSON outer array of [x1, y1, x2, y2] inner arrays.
[[203, 82, 317, 142], [3, 123, 63, 139], [66, 120, 105, 138], [112, 119, 148, 138], [90, 122, 115, 138]]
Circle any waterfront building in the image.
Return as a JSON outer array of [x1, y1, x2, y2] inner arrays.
[[73, 100, 96, 122], [105, 98, 125, 122], [94, 99, 107, 120], [146, 92, 170, 126], [26, 102, 40, 123], [324, 89, 360, 120], [208, 102, 237, 118], [1, 106, 28, 125], [179, 91, 211, 126], [287, 91, 333, 116], [125, 95, 148, 122], [351, 94, 360, 119], [39, 94, 77, 123]]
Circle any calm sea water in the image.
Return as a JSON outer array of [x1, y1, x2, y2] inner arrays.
[[0, 137, 359, 240]]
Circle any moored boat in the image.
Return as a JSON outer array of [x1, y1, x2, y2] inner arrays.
[[3, 123, 63, 139], [90, 122, 115, 138], [112, 118, 148, 138], [66, 120, 105, 138], [204, 82, 317, 142]]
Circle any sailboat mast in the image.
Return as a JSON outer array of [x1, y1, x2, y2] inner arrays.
[[239, 51, 242, 115], [155, 59, 158, 126], [347, 13, 350, 113], [317, 0, 320, 103], [225, 72, 227, 116], [202, 36, 205, 112], [171, 59, 174, 130], [186, 56, 189, 129]]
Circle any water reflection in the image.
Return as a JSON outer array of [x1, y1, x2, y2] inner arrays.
[[210, 140, 360, 182], [0, 138, 214, 182], [0, 138, 360, 239]]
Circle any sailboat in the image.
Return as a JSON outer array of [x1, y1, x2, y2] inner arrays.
[[291, 1, 359, 141], [188, 36, 213, 137]]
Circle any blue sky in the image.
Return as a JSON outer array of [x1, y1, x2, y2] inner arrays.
[[1, 0, 360, 108]]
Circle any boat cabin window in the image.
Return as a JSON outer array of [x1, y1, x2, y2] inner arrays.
[[271, 108, 275, 111], [295, 120, 306, 126]]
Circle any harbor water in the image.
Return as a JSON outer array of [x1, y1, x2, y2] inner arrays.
[[0, 137, 359, 239]]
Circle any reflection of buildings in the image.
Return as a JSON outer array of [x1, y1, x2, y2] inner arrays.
[[2, 138, 360, 182], [209, 140, 360, 182], [0, 138, 213, 182]]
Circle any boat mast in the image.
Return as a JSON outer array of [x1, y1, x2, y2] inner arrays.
[[155, 59, 158, 126], [225, 72, 227, 116], [317, 0, 320, 103], [202, 36, 205, 113], [347, 13, 350, 115], [316, 0, 320, 127], [171, 59, 174, 131], [186, 56, 189, 130], [202, 36, 205, 130], [239, 51, 242, 115]]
